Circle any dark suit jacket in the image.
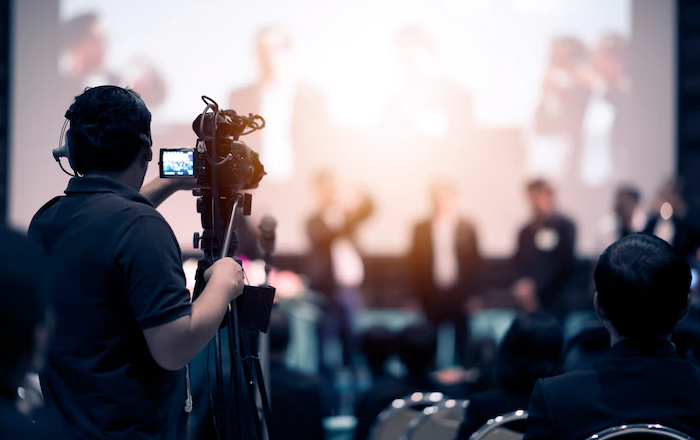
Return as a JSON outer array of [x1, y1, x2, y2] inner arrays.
[[409, 218, 481, 309], [644, 215, 700, 257], [513, 214, 576, 311], [270, 363, 328, 440], [524, 338, 700, 440], [456, 388, 531, 440], [305, 199, 373, 295]]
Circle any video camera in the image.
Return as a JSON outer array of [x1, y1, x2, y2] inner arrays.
[[160, 97, 275, 440], [159, 96, 266, 191]]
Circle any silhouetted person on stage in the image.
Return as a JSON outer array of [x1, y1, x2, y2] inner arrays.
[[524, 234, 700, 440], [511, 179, 576, 316], [644, 178, 700, 257], [306, 172, 373, 368], [409, 182, 480, 365], [596, 185, 647, 251]]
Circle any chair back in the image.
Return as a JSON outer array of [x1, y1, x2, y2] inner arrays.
[[369, 392, 451, 440], [469, 410, 529, 440], [402, 399, 469, 440], [583, 424, 697, 440]]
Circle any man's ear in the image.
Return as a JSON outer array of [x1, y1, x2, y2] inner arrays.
[[680, 295, 691, 324], [594, 292, 607, 322], [146, 147, 153, 163]]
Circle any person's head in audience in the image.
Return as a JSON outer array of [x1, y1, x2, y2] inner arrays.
[[268, 306, 291, 364], [397, 323, 437, 380], [361, 326, 394, 378], [495, 312, 563, 392], [0, 228, 50, 398], [614, 185, 641, 224], [526, 178, 556, 220], [594, 233, 691, 344], [430, 181, 459, 221]]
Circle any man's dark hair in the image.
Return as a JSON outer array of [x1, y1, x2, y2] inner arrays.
[[526, 178, 551, 194], [617, 185, 641, 203], [361, 326, 395, 376], [67, 85, 152, 174], [0, 228, 48, 386], [397, 322, 437, 377], [595, 233, 691, 337], [495, 312, 563, 392], [62, 12, 99, 48]]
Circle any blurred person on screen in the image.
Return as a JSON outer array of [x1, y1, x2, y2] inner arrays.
[[579, 33, 632, 186], [228, 25, 329, 183], [511, 179, 576, 317], [532, 36, 590, 180], [60, 13, 167, 108], [408, 181, 481, 365], [387, 25, 474, 142], [644, 178, 700, 257], [596, 185, 647, 251], [305, 171, 373, 369]]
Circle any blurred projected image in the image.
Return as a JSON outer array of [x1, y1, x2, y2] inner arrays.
[[12, 0, 665, 256], [531, 33, 630, 187]]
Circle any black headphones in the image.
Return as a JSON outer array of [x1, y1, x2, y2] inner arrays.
[[52, 86, 152, 176]]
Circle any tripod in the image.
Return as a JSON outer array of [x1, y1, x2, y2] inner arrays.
[[190, 191, 274, 440]]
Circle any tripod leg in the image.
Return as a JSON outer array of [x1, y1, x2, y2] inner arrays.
[[213, 331, 226, 440], [227, 307, 246, 440]]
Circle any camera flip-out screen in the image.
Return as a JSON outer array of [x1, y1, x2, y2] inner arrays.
[[160, 148, 195, 178]]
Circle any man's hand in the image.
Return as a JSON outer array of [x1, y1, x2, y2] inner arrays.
[[204, 257, 245, 302], [512, 277, 540, 312]]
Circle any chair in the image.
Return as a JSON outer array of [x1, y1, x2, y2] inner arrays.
[[583, 424, 697, 440], [468, 410, 529, 440], [368, 392, 452, 440], [401, 399, 469, 440]]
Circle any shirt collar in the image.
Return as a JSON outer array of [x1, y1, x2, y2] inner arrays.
[[64, 176, 154, 207], [608, 337, 678, 359]]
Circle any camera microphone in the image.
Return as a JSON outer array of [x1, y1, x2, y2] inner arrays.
[[258, 215, 277, 254]]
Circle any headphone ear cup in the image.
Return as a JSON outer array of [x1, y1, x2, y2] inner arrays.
[[64, 128, 79, 173]]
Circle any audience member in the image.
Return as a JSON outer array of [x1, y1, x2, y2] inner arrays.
[[511, 179, 576, 316], [596, 185, 647, 251], [353, 323, 438, 440], [360, 326, 395, 379], [268, 307, 329, 440], [409, 181, 481, 365], [0, 228, 53, 440], [456, 312, 563, 439], [524, 233, 700, 440]]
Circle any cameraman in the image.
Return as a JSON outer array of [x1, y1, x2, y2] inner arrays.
[[28, 86, 244, 440]]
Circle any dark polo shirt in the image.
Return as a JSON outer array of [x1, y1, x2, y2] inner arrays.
[[28, 176, 192, 440]]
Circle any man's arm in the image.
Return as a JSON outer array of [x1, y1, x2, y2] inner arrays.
[[115, 215, 242, 371], [140, 177, 197, 208], [144, 257, 243, 370], [524, 379, 556, 440]]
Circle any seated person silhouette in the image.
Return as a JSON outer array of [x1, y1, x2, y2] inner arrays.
[[524, 233, 700, 440], [353, 323, 438, 440], [268, 307, 329, 440], [456, 312, 563, 439]]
